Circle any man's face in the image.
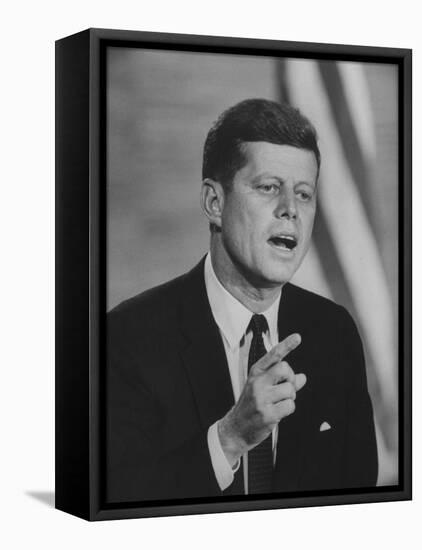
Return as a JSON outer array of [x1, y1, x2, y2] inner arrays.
[[219, 142, 318, 289]]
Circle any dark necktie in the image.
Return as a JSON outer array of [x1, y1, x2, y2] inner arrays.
[[247, 314, 273, 494]]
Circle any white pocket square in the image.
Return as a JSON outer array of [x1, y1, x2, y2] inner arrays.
[[319, 421, 331, 432]]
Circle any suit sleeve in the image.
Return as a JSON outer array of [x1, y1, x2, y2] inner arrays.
[[106, 313, 222, 503], [339, 308, 379, 488]]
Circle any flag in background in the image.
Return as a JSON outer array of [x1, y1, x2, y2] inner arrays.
[[280, 58, 398, 485]]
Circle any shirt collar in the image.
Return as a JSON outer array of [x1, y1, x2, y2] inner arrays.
[[204, 253, 281, 350]]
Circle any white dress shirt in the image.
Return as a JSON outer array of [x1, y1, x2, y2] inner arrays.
[[204, 253, 281, 494]]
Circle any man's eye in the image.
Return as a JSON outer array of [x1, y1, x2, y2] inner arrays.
[[297, 190, 313, 201], [259, 184, 279, 194]]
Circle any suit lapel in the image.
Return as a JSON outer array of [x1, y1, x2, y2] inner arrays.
[[274, 283, 316, 491], [178, 258, 235, 431]]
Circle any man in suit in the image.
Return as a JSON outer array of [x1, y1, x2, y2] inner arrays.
[[106, 99, 378, 504]]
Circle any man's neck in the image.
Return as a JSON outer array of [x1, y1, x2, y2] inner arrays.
[[209, 242, 281, 314]]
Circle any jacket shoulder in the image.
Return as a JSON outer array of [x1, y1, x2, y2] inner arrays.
[[284, 282, 346, 314], [287, 282, 363, 350], [108, 271, 188, 335], [283, 282, 357, 333]]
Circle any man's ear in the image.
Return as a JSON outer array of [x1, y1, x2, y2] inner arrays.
[[200, 178, 225, 229]]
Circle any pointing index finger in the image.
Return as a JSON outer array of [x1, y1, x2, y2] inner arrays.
[[270, 333, 301, 363], [251, 333, 301, 374]]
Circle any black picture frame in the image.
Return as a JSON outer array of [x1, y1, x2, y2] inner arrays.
[[55, 27, 412, 521]]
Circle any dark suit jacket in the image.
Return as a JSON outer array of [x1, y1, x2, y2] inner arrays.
[[106, 258, 378, 504]]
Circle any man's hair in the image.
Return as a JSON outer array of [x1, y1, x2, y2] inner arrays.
[[202, 98, 320, 189]]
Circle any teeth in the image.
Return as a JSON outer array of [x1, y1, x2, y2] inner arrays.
[[270, 235, 297, 250]]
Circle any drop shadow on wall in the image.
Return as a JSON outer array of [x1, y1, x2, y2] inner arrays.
[[25, 491, 55, 508]]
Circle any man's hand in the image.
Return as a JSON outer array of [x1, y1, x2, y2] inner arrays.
[[218, 333, 306, 467]]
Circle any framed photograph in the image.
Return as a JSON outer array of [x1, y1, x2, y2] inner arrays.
[[55, 28, 412, 521]]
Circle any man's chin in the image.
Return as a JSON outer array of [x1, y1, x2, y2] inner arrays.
[[256, 268, 295, 289], [264, 250, 306, 285]]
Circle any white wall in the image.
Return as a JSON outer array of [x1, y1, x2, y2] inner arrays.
[[0, 1, 419, 549]]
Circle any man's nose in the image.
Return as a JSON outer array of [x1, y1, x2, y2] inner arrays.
[[274, 190, 297, 219]]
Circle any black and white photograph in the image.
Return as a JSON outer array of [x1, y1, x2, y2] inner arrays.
[[102, 38, 408, 510], [3, 0, 421, 545]]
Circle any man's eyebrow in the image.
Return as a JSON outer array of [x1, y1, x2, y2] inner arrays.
[[296, 180, 316, 189], [251, 173, 282, 184], [251, 173, 316, 188]]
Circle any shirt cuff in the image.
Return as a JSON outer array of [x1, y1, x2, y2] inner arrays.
[[207, 421, 241, 491]]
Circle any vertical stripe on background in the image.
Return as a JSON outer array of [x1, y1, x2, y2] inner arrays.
[[318, 62, 376, 227], [337, 62, 377, 162], [279, 58, 397, 484]]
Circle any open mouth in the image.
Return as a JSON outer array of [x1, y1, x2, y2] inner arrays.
[[268, 235, 298, 251]]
